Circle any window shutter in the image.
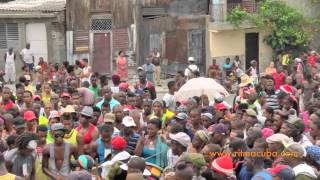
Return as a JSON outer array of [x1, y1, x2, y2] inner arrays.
[[0, 23, 6, 49]]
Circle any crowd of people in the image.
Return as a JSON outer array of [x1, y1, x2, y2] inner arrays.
[[0, 47, 319, 180]]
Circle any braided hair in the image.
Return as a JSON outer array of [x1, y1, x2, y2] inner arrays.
[[15, 132, 37, 150]]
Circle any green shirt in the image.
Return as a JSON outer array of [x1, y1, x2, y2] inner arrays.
[[89, 85, 101, 100]]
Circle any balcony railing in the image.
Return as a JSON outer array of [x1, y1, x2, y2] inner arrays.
[[210, 1, 258, 22]]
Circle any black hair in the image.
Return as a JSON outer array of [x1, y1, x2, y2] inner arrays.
[[167, 81, 176, 89], [148, 119, 161, 129], [238, 103, 248, 110], [170, 123, 184, 134], [264, 75, 275, 83], [15, 83, 24, 90], [82, 58, 88, 63], [15, 132, 37, 150], [66, 65, 74, 74], [36, 84, 42, 91], [6, 135, 17, 147], [75, 60, 80, 66], [37, 125, 48, 132], [98, 123, 114, 133], [229, 138, 247, 152], [63, 61, 69, 67], [192, 96, 201, 104], [177, 70, 185, 77], [265, 106, 274, 115], [81, 81, 90, 88], [19, 76, 26, 83], [118, 50, 123, 56], [93, 106, 101, 113], [24, 90, 33, 97]]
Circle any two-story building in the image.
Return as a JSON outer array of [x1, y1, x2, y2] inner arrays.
[[206, 0, 272, 72]]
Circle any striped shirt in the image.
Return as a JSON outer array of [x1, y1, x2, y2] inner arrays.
[[125, 133, 140, 155], [265, 93, 279, 110]]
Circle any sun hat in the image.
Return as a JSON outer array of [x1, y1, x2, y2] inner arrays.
[[284, 142, 306, 158], [201, 113, 213, 120], [49, 110, 60, 119], [211, 155, 234, 177], [61, 92, 71, 98], [51, 123, 67, 132], [214, 103, 227, 111], [175, 113, 188, 121], [122, 116, 136, 127], [63, 105, 76, 114], [23, 111, 37, 122], [245, 109, 257, 118], [24, 75, 31, 81], [169, 132, 191, 148], [80, 106, 93, 117], [33, 95, 41, 101], [104, 113, 115, 123], [266, 133, 291, 145], [239, 74, 253, 87], [78, 155, 95, 170], [195, 130, 209, 143], [285, 118, 305, 133], [280, 85, 293, 95]]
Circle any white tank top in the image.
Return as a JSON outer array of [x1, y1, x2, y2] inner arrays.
[[6, 52, 15, 65]]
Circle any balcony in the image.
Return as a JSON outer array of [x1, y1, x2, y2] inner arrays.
[[210, 0, 259, 23]]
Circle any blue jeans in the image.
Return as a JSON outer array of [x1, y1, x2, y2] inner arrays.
[[26, 63, 34, 71]]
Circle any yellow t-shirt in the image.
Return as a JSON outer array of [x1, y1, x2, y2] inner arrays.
[[282, 54, 290, 66], [0, 173, 16, 180]]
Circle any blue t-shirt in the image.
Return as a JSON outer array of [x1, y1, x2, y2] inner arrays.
[[238, 166, 253, 180], [251, 171, 272, 180]]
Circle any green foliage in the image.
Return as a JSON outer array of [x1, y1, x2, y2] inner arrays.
[[227, 6, 249, 27], [227, 0, 314, 52]]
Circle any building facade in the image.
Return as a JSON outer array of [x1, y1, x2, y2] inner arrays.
[[206, 0, 273, 72], [0, 0, 66, 72]]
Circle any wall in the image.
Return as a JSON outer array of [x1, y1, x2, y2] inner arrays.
[[207, 28, 272, 71]]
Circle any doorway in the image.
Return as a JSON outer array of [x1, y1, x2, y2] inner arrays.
[[245, 33, 259, 71], [93, 33, 111, 74], [26, 23, 48, 65]]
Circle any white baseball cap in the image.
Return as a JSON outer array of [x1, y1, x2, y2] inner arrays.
[[169, 132, 191, 148], [188, 57, 195, 62], [122, 116, 136, 127]]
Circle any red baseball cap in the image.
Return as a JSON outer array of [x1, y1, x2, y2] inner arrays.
[[215, 103, 227, 111], [61, 92, 71, 98], [24, 111, 37, 122]]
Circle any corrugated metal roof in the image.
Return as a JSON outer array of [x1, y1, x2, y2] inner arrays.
[[0, 0, 66, 12], [142, 7, 166, 16]]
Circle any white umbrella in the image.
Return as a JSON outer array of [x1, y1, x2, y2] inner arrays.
[[175, 77, 229, 101]]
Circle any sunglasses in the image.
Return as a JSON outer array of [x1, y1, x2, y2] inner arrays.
[[54, 134, 64, 138]]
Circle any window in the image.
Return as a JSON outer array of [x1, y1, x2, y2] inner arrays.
[[91, 19, 112, 31], [0, 23, 19, 49]]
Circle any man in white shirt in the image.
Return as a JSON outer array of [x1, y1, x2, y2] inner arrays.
[[163, 81, 177, 112], [184, 57, 199, 80], [20, 43, 34, 71], [168, 132, 191, 167], [4, 47, 16, 84]]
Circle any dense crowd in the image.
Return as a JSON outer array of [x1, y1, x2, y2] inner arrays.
[[0, 47, 319, 180]]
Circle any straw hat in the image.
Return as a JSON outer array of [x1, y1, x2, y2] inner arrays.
[[239, 74, 253, 87]]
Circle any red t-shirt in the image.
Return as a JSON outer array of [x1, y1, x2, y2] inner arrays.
[[272, 72, 285, 90], [308, 55, 317, 67]]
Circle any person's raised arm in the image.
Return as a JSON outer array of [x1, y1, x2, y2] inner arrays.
[[134, 132, 145, 156]]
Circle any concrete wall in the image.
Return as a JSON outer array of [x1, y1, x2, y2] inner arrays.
[[207, 28, 272, 71]]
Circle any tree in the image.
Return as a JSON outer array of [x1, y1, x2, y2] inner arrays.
[[227, 0, 314, 53]]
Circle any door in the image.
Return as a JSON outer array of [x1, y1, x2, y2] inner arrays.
[[188, 30, 204, 69], [245, 33, 259, 71], [93, 33, 111, 74], [26, 23, 48, 65]]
